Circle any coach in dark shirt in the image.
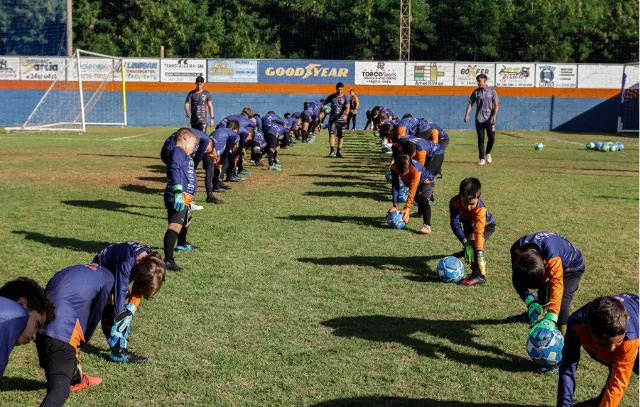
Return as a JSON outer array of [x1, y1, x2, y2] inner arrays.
[[464, 74, 499, 165], [185, 76, 214, 132]]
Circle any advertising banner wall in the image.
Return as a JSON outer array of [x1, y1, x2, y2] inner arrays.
[[405, 62, 455, 86], [207, 59, 258, 83], [355, 61, 405, 85], [577, 65, 624, 89], [258, 60, 354, 84], [20, 57, 66, 80], [0, 57, 20, 80], [535, 64, 578, 88], [454, 63, 495, 86], [67, 58, 114, 81], [160, 58, 206, 82], [122, 58, 160, 82], [495, 63, 535, 87]]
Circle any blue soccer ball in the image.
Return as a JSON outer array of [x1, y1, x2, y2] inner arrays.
[[595, 142, 604, 151], [436, 256, 465, 283], [615, 142, 625, 151], [385, 209, 406, 229], [385, 169, 393, 182], [398, 186, 409, 203], [525, 328, 564, 366]]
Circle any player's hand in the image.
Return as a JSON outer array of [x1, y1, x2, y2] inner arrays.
[[463, 240, 474, 265], [477, 250, 487, 276], [528, 312, 558, 340], [388, 207, 398, 213], [401, 208, 411, 224], [173, 185, 185, 211], [107, 303, 136, 349], [524, 295, 543, 324], [464, 115, 469, 123]]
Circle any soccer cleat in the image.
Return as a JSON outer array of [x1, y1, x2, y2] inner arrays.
[[238, 169, 253, 175], [270, 164, 282, 171], [70, 373, 103, 392], [435, 173, 443, 179], [461, 274, 487, 286], [108, 348, 148, 364], [206, 194, 223, 204], [336, 151, 344, 158], [175, 243, 200, 252], [328, 151, 336, 158], [190, 202, 203, 211], [506, 311, 530, 324], [227, 175, 246, 182], [218, 182, 232, 190], [486, 153, 492, 163], [165, 260, 183, 272], [478, 159, 486, 165], [418, 225, 432, 235]]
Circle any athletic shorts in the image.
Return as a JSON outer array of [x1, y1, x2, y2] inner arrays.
[[301, 111, 313, 123], [166, 204, 191, 225], [329, 120, 347, 136], [463, 222, 496, 242]]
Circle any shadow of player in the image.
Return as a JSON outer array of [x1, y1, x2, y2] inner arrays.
[[12, 231, 112, 253], [61, 199, 162, 219], [310, 396, 545, 407]]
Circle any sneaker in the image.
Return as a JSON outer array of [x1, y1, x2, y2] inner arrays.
[[486, 153, 492, 164], [239, 169, 253, 175], [336, 151, 344, 158], [505, 311, 529, 324], [328, 151, 336, 158], [218, 182, 232, 190], [206, 194, 223, 204], [212, 186, 226, 193], [227, 175, 246, 182], [270, 165, 282, 171], [460, 274, 487, 286], [175, 243, 200, 252], [165, 260, 183, 272], [435, 173, 443, 179], [190, 202, 203, 211], [70, 373, 103, 392], [418, 225, 432, 234], [108, 348, 148, 364], [477, 158, 486, 165]]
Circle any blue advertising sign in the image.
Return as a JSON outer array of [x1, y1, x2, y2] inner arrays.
[[258, 60, 354, 84]]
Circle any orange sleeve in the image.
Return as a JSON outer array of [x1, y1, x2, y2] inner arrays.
[[599, 339, 639, 407], [397, 127, 407, 138], [473, 207, 487, 251], [127, 294, 143, 308], [403, 168, 421, 210], [545, 257, 564, 315], [430, 129, 439, 143], [415, 150, 427, 166]]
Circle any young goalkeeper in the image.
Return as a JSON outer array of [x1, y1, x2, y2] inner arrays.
[[389, 154, 435, 235], [448, 177, 495, 286], [558, 294, 638, 407], [93, 241, 166, 364]]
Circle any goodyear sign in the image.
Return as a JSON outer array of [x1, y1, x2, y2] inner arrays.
[[258, 60, 354, 84]]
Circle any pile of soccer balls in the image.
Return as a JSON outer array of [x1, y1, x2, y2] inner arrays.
[[586, 141, 625, 152]]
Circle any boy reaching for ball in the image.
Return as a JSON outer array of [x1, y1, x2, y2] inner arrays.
[[557, 294, 638, 407], [449, 177, 495, 286], [389, 154, 435, 234]]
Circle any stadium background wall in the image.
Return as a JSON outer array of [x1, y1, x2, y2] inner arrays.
[[0, 82, 622, 132]]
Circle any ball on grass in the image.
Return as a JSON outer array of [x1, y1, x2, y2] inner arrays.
[[526, 328, 564, 366], [586, 142, 595, 150], [534, 142, 544, 151], [436, 256, 465, 283]]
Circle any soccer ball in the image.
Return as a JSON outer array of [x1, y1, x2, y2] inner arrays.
[[398, 186, 409, 203], [322, 104, 331, 114], [386, 210, 406, 229], [610, 144, 618, 152], [534, 143, 544, 151], [595, 142, 604, 151], [601, 143, 611, 152], [586, 142, 595, 150], [385, 169, 393, 182], [616, 142, 625, 151], [525, 328, 564, 366], [436, 256, 465, 283]]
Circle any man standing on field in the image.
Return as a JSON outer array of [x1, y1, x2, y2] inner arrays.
[[185, 76, 214, 132], [464, 74, 499, 165]]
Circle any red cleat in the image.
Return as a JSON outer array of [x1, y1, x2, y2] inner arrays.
[[70, 373, 103, 392]]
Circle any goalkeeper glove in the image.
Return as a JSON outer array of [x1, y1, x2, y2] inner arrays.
[[524, 295, 543, 324], [477, 251, 487, 276], [173, 185, 185, 212], [107, 303, 136, 349], [463, 239, 474, 265], [401, 208, 411, 224], [528, 312, 558, 341]]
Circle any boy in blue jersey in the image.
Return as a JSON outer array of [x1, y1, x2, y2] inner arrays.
[[300, 100, 324, 144], [207, 120, 240, 200], [0, 278, 55, 379], [449, 178, 495, 286], [389, 154, 435, 235], [324, 82, 350, 157], [558, 294, 638, 407], [163, 129, 199, 272], [396, 137, 445, 178], [216, 107, 255, 182], [35, 264, 115, 405], [284, 112, 301, 141], [262, 111, 286, 171], [94, 242, 166, 364]]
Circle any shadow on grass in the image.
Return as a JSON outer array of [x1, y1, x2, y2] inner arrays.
[[539, 169, 637, 178], [311, 396, 544, 407], [594, 195, 639, 201], [121, 184, 164, 195], [81, 342, 111, 360], [312, 180, 387, 190], [145, 164, 166, 173], [293, 173, 380, 182], [278, 215, 386, 229], [321, 315, 531, 373], [304, 190, 389, 201], [0, 377, 47, 392], [138, 176, 167, 183], [77, 153, 159, 160], [62, 200, 162, 219], [12, 231, 111, 253]]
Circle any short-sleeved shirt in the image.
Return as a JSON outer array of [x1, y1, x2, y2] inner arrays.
[[324, 93, 349, 123], [0, 296, 28, 377], [185, 90, 211, 124], [469, 87, 498, 124]]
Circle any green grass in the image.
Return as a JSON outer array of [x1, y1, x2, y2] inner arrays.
[[0, 127, 637, 406]]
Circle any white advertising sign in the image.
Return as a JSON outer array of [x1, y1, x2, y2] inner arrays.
[[535, 64, 578, 88], [0, 57, 20, 80], [495, 63, 535, 87], [119, 58, 160, 82], [355, 61, 405, 85], [207, 59, 258, 83], [161, 58, 206, 82], [405, 62, 454, 86], [67, 58, 114, 81], [577, 65, 624, 89], [454, 63, 495, 86], [20, 57, 66, 80]]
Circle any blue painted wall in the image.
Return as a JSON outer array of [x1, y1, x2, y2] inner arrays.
[[0, 89, 620, 132]]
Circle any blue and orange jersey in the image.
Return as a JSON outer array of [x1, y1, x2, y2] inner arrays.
[[252, 131, 267, 149], [425, 122, 449, 144], [0, 296, 28, 377], [286, 115, 300, 130], [381, 107, 397, 122], [93, 242, 151, 316], [449, 195, 495, 251], [39, 264, 114, 349], [254, 115, 262, 133], [210, 127, 239, 158], [511, 232, 585, 315], [164, 146, 196, 203], [216, 114, 256, 141], [191, 128, 211, 169], [405, 137, 443, 164], [390, 159, 434, 209], [262, 113, 285, 128], [396, 118, 429, 138], [558, 294, 639, 407], [304, 100, 323, 121]]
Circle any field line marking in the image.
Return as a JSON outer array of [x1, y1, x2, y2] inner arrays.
[[112, 132, 151, 141]]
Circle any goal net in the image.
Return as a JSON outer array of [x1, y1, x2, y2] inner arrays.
[[6, 49, 127, 132], [617, 63, 639, 133]]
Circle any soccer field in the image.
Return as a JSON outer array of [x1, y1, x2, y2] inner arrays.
[[0, 128, 637, 406]]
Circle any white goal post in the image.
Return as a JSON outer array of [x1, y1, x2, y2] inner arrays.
[[5, 49, 127, 132], [617, 62, 639, 133]]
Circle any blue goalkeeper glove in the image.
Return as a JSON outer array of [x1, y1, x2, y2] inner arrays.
[[528, 312, 558, 341], [524, 295, 543, 324], [107, 303, 136, 349], [463, 239, 474, 265], [173, 185, 185, 212]]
